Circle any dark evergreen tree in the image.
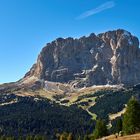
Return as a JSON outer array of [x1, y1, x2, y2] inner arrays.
[[93, 119, 108, 139], [116, 118, 122, 133], [122, 97, 140, 135]]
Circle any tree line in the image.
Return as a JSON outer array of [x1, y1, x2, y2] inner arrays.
[[0, 97, 140, 140]]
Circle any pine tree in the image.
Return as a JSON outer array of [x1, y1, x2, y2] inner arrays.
[[122, 97, 140, 135], [93, 119, 108, 139], [116, 118, 122, 133]]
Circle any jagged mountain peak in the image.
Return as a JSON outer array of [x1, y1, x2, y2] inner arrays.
[[22, 29, 140, 88]]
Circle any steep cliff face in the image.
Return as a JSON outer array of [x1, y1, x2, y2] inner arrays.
[[23, 29, 140, 87]]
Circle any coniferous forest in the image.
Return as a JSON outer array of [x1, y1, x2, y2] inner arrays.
[[0, 86, 140, 140]]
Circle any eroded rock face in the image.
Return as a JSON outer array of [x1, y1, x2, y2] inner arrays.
[[23, 29, 140, 87]]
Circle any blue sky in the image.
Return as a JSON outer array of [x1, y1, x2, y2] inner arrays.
[[0, 0, 140, 83]]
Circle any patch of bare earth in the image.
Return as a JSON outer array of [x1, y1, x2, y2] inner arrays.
[[0, 99, 18, 106], [101, 133, 140, 140], [109, 108, 126, 121]]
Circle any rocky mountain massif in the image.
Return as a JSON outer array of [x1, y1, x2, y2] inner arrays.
[[22, 29, 140, 88]]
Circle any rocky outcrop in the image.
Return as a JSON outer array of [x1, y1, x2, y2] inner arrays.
[[23, 29, 140, 88]]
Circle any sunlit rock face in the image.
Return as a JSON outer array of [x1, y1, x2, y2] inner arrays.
[[23, 29, 140, 88]]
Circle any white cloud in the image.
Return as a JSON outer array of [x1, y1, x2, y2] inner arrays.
[[76, 1, 115, 19]]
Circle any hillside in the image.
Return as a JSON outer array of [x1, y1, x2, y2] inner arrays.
[[0, 81, 140, 139], [101, 133, 140, 140]]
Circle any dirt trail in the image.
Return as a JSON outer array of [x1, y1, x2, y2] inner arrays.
[[100, 133, 140, 140]]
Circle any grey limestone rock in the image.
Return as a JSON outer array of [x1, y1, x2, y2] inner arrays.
[[23, 29, 140, 88]]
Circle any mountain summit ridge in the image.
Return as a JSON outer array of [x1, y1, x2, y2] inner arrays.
[[22, 29, 140, 88]]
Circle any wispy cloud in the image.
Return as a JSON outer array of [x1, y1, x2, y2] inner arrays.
[[76, 1, 115, 20]]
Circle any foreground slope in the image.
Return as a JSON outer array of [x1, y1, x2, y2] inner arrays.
[[101, 133, 140, 140], [0, 82, 140, 138]]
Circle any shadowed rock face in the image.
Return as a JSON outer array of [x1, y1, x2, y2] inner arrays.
[[23, 29, 140, 87]]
